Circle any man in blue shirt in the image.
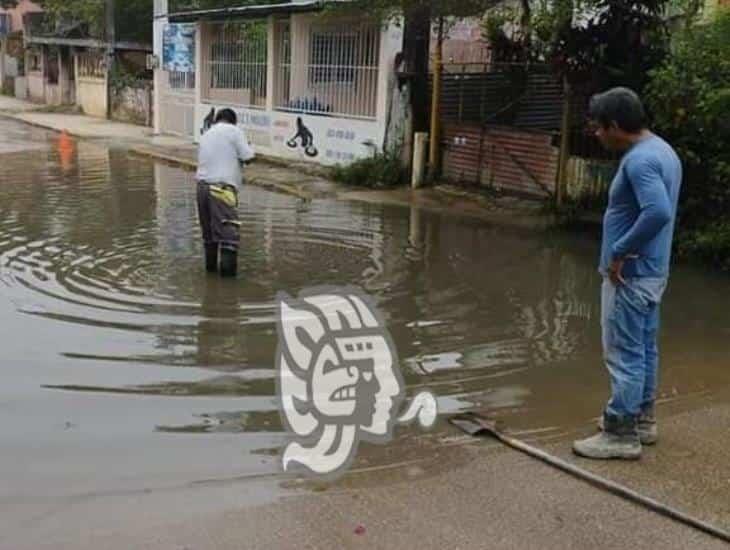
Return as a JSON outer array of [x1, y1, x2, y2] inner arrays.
[[573, 88, 683, 460]]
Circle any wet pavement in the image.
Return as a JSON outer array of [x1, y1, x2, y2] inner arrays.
[[1, 118, 729, 548]]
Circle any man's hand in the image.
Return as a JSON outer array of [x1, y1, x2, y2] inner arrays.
[[608, 257, 626, 286]]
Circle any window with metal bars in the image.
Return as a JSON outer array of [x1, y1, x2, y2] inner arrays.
[[202, 21, 268, 109], [274, 20, 380, 120]]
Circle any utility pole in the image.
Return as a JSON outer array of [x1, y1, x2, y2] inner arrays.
[[106, 0, 115, 119], [428, 17, 444, 181]]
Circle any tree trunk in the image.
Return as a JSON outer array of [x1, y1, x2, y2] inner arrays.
[[402, 5, 431, 133]]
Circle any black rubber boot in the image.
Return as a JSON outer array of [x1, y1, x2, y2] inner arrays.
[[205, 244, 219, 273], [219, 248, 238, 278]]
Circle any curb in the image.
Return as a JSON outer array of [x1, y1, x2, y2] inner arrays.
[[128, 146, 319, 201]]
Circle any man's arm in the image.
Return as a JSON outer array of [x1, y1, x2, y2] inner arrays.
[[236, 128, 255, 164], [612, 157, 673, 261]]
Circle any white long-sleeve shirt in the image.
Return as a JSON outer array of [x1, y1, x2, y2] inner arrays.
[[196, 122, 255, 189]]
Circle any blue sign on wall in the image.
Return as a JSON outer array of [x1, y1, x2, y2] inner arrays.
[[163, 24, 196, 73]]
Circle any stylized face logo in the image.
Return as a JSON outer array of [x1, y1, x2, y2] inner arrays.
[[310, 333, 401, 437], [277, 287, 439, 478]]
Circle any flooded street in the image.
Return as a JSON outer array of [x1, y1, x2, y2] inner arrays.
[[1, 119, 730, 539]]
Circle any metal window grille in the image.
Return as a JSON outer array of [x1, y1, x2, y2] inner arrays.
[[274, 21, 380, 120], [273, 19, 291, 112], [78, 52, 106, 79], [201, 21, 268, 109], [168, 70, 195, 90]]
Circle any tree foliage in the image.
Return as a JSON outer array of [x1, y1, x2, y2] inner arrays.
[[0, 0, 151, 43], [484, 0, 670, 93], [645, 9, 730, 267], [328, 0, 499, 21]]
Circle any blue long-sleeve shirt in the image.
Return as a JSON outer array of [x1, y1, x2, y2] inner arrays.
[[600, 135, 683, 278]]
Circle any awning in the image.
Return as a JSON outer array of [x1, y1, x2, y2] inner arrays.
[[167, 1, 330, 23]]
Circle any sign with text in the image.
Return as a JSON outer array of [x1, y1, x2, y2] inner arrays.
[[196, 105, 387, 167]]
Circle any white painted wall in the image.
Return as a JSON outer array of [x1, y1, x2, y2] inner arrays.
[[188, 14, 403, 167], [75, 54, 108, 118]]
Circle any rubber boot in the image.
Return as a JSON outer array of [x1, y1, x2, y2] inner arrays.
[[574, 413, 641, 460], [205, 244, 219, 273], [219, 248, 237, 278], [597, 404, 658, 446]]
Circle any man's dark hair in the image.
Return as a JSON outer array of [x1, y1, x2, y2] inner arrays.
[[589, 87, 647, 133], [215, 108, 238, 125]]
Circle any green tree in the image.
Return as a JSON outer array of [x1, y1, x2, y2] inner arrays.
[[485, 0, 670, 93], [646, 9, 730, 268], [0, 0, 151, 43]]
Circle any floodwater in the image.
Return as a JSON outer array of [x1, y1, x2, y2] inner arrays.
[[1, 120, 730, 533]]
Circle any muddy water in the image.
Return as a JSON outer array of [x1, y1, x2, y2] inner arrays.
[[1, 120, 730, 509]]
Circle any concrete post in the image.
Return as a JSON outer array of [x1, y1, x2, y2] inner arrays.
[[105, 0, 115, 119], [412, 131, 428, 189], [194, 22, 203, 142], [153, 0, 168, 135], [0, 38, 6, 90]]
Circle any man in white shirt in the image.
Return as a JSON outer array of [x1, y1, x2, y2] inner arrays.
[[196, 108, 255, 277]]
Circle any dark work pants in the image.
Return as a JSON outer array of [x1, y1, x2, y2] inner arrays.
[[196, 181, 240, 252]]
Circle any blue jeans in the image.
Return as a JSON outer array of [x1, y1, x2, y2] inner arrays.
[[601, 277, 668, 417]]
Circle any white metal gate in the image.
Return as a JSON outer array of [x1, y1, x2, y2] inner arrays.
[[160, 70, 196, 139]]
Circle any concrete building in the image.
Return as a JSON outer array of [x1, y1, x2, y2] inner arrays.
[[0, 0, 42, 98], [154, 0, 403, 166]]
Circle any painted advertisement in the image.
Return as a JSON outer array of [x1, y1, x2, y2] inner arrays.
[[163, 24, 196, 73], [196, 105, 386, 166]]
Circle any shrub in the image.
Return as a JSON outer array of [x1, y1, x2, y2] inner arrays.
[[331, 149, 405, 189], [645, 9, 730, 268]]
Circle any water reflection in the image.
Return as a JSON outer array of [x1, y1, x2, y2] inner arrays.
[[0, 119, 729, 498]]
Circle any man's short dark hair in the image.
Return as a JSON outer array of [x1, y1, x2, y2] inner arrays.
[[589, 87, 647, 133], [215, 108, 238, 125]]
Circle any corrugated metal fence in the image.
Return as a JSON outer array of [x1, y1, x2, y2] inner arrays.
[[434, 63, 615, 203]]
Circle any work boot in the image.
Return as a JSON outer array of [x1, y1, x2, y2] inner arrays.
[[574, 413, 641, 460], [219, 248, 237, 278], [205, 244, 219, 273], [597, 407, 658, 446]]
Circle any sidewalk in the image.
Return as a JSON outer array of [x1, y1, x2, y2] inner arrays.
[[5, 400, 729, 549]]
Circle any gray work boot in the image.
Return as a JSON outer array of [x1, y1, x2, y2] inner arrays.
[[597, 407, 658, 446], [574, 414, 641, 460]]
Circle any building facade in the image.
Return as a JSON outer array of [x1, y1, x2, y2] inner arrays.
[[0, 0, 42, 97], [155, 0, 403, 166]]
